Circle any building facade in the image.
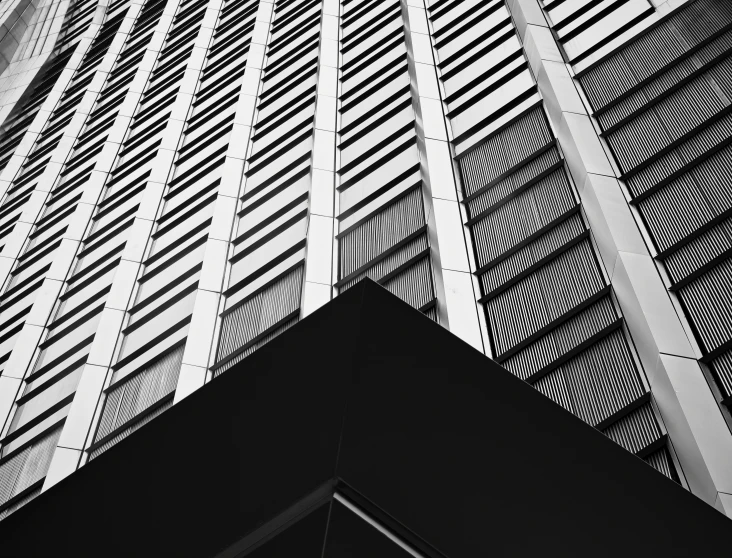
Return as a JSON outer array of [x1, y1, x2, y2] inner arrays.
[[0, 0, 730, 520]]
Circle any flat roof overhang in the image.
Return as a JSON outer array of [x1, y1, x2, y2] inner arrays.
[[0, 279, 730, 557]]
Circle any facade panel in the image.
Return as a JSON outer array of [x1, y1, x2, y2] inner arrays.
[[0, 0, 728, 520]]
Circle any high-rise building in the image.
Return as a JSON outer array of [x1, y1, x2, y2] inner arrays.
[[0, 0, 730, 523]]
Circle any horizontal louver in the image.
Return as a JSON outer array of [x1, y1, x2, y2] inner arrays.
[[645, 447, 677, 481], [0, 425, 61, 511], [712, 351, 732, 397], [465, 148, 561, 217], [455, 102, 669, 475], [486, 241, 605, 356], [337, 187, 436, 316], [471, 168, 575, 268], [678, 259, 732, 353], [381, 257, 435, 311], [602, 402, 661, 455], [94, 346, 183, 444], [339, 188, 425, 278], [550, 330, 644, 427], [89, 400, 173, 461], [0, 487, 41, 520], [340, 235, 429, 291], [459, 109, 552, 198], [575, 0, 732, 404], [502, 295, 617, 381], [214, 317, 299, 377], [216, 265, 303, 365], [578, 0, 732, 111], [480, 214, 585, 295]]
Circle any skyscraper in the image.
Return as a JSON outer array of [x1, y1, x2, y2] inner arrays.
[[0, 0, 730, 523]]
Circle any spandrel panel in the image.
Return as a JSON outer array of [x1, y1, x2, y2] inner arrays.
[[9, 367, 83, 434]]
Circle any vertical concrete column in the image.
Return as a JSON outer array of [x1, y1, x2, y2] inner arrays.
[[300, 0, 338, 317], [0, 5, 138, 397], [0, 22, 96, 291], [39, 0, 188, 488], [403, 0, 485, 352], [650, 0, 689, 15], [174, 0, 272, 402], [507, 0, 732, 514], [0, 12, 125, 435]]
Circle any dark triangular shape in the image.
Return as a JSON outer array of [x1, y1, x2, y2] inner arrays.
[[0, 279, 729, 557]]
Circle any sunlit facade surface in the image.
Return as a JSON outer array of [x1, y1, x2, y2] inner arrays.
[[0, 0, 731, 520]]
